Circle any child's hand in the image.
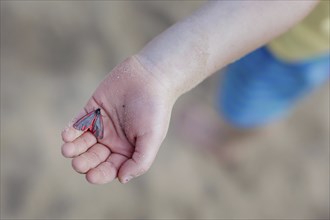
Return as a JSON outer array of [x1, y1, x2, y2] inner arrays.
[[61, 56, 174, 184]]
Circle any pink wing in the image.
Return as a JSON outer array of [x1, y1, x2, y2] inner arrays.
[[92, 112, 104, 139], [73, 110, 96, 131]]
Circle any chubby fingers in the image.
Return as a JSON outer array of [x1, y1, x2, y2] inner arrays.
[[86, 153, 127, 184], [69, 141, 128, 184], [61, 132, 97, 158], [71, 143, 111, 173]]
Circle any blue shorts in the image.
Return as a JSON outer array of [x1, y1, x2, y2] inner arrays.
[[217, 46, 330, 128]]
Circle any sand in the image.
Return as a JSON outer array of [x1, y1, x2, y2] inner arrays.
[[1, 1, 329, 219]]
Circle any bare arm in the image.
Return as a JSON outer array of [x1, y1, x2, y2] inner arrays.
[[137, 0, 319, 97], [62, 1, 320, 184]]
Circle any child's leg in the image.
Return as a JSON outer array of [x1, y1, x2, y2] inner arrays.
[[177, 47, 329, 165], [218, 47, 330, 129]]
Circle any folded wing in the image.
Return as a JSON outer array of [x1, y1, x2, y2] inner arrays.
[[92, 113, 104, 139], [73, 111, 96, 131]]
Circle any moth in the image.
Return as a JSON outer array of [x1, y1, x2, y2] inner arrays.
[[73, 108, 104, 139]]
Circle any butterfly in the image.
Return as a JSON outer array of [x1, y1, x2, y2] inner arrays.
[[73, 108, 104, 139]]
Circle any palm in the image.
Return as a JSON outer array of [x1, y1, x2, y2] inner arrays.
[[62, 57, 173, 184]]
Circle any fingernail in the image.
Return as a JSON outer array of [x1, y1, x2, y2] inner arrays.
[[123, 175, 133, 183]]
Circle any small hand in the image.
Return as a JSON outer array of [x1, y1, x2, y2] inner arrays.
[[61, 56, 174, 184]]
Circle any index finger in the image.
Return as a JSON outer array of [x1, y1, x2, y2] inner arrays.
[[61, 109, 87, 143]]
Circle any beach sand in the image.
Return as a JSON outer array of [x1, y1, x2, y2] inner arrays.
[[1, 1, 329, 219]]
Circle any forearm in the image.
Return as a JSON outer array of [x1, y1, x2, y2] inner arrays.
[[136, 0, 318, 97]]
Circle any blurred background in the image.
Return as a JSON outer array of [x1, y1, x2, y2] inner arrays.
[[1, 1, 329, 219]]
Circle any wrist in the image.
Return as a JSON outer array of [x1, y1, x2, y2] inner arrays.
[[133, 53, 184, 100], [135, 16, 213, 98]]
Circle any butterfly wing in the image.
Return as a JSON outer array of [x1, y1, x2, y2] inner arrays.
[[73, 111, 96, 131], [92, 113, 104, 139]]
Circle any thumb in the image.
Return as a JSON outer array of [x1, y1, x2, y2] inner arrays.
[[118, 131, 163, 183]]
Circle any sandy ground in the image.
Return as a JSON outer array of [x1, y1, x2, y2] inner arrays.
[[1, 1, 329, 219]]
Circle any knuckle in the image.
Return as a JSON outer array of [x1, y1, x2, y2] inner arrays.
[[132, 152, 153, 177], [132, 151, 146, 163], [88, 151, 102, 163], [137, 163, 151, 176], [95, 144, 111, 155], [82, 134, 92, 145], [99, 162, 115, 179], [80, 133, 95, 147]]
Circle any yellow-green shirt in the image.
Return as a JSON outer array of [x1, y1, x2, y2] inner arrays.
[[268, 1, 330, 61]]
